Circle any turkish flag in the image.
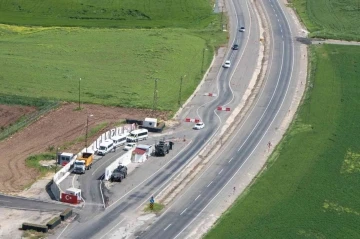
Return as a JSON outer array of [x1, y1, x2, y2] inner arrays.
[[61, 193, 78, 204]]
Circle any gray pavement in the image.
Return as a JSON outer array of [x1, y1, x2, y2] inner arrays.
[[0, 194, 73, 212], [51, 0, 262, 236], [134, 0, 302, 238]]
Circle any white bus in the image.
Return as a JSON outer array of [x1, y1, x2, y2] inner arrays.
[[97, 140, 114, 156], [112, 134, 127, 147], [126, 129, 148, 142]]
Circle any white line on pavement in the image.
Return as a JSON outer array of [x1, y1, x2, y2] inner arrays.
[[56, 223, 70, 239], [228, 157, 234, 163], [99, 218, 125, 239], [180, 208, 188, 215], [195, 194, 201, 201], [0, 200, 11, 203], [164, 224, 172, 231], [218, 169, 223, 175], [206, 181, 213, 188]]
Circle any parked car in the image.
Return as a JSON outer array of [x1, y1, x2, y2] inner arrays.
[[124, 143, 136, 151], [193, 122, 205, 130], [223, 60, 231, 68], [232, 44, 239, 50], [239, 27, 245, 32]]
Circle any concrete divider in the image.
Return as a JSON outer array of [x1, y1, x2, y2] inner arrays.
[[104, 150, 133, 181], [51, 125, 133, 199]]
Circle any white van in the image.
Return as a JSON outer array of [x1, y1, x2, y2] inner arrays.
[[112, 134, 127, 147], [97, 140, 114, 156], [126, 129, 148, 142]]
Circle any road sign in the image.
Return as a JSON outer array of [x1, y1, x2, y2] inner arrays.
[[150, 196, 155, 204]]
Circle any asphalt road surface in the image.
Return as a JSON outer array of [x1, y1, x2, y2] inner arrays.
[[54, 0, 261, 237], [135, 0, 298, 238], [0, 193, 72, 212]]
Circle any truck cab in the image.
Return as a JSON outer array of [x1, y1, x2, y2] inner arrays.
[[73, 160, 86, 174]]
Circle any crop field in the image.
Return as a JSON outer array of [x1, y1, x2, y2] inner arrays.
[[0, 24, 217, 110], [291, 0, 360, 40], [204, 44, 360, 238], [0, 0, 215, 29]]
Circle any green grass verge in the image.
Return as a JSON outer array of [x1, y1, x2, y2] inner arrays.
[[0, 24, 225, 111], [0, 0, 216, 29], [144, 203, 164, 213], [204, 44, 360, 238], [290, 0, 360, 41], [26, 153, 57, 176]]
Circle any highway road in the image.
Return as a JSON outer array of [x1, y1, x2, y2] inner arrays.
[[53, 0, 262, 237], [134, 0, 299, 238]]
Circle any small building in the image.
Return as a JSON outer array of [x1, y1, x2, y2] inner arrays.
[[133, 148, 147, 163], [65, 188, 82, 201], [58, 152, 74, 166], [137, 144, 153, 156], [143, 118, 157, 128]]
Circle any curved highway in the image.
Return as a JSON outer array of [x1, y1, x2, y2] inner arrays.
[[57, 0, 260, 238], [135, 0, 297, 238]]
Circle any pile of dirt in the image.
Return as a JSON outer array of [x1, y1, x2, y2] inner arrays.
[[0, 102, 169, 193]]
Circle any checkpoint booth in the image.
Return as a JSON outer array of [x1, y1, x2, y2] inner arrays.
[[58, 152, 74, 166], [61, 188, 82, 204]]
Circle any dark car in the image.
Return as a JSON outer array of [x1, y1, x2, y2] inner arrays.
[[239, 27, 245, 32], [232, 44, 239, 50], [110, 165, 128, 182]]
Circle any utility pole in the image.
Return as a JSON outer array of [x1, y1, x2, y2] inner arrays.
[[202, 48, 205, 73], [153, 79, 158, 113], [78, 78, 81, 110], [178, 76, 183, 107]]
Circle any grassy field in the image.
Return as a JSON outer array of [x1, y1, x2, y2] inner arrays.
[[204, 44, 360, 238], [0, 24, 223, 111], [291, 0, 360, 40], [0, 0, 215, 29]]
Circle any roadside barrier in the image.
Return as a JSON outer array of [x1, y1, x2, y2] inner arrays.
[[217, 106, 231, 111], [104, 150, 133, 181], [185, 118, 201, 123], [203, 93, 218, 97], [51, 124, 136, 200]]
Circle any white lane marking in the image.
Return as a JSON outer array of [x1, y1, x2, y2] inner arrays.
[[173, 0, 296, 236], [228, 157, 234, 163], [154, 0, 277, 224], [72, 174, 77, 188], [164, 224, 172, 231], [277, 18, 280, 22], [98, 218, 125, 239], [207, 181, 213, 188], [145, 226, 150, 230], [180, 208, 188, 215], [56, 223, 70, 239], [218, 169, 224, 175], [195, 194, 201, 201], [99, 175, 105, 208], [0, 200, 11, 203], [91, 153, 119, 175], [108, 141, 192, 209], [223, 0, 253, 107], [237, 42, 284, 152], [280, 28, 282, 32]]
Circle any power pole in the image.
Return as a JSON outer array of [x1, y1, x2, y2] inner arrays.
[[153, 79, 158, 113], [221, 6, 224, 31], [202, 48, 205, 73], [178, 76, 183, 107]]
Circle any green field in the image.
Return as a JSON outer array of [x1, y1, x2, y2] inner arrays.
[[0, 0, 215, 29], [0, 24, 222, 110], [291, 0, 360, 40], [204, 44, 360, 238]]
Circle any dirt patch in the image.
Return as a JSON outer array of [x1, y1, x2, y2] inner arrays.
[[0, 208, 58, 239], [0, 104, 37, 128], [0, 102, 169, 193]]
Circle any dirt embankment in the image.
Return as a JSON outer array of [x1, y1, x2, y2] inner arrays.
[[0, 102, 168, 193], [0, 105, 36, 128]]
